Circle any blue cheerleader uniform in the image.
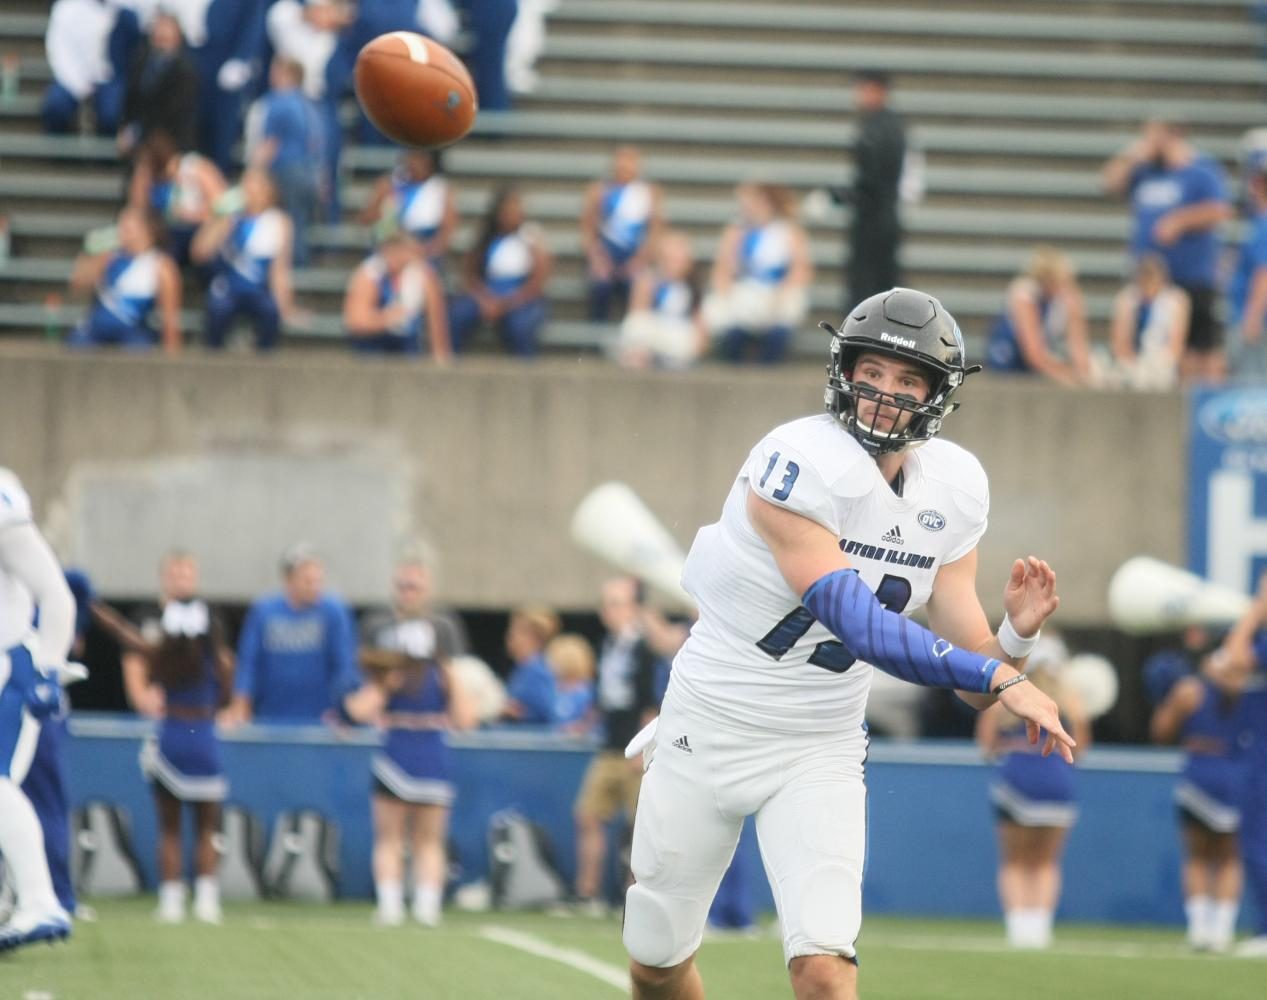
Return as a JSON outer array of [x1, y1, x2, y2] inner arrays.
[[990, 720, 1078, 828], [1174, 676, 1253, 834], [371, 665, 454, 807], [139, 605, 227, 803]]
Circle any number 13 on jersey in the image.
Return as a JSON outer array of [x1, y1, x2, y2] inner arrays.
[[759, 451, 800, 502]]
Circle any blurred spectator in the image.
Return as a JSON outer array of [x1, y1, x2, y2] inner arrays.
[[118, 11, 198, 157], [1103, 254, 1189, 390], [1142, 625, 1213, 709], [448, 187, 552, 358], [360, 553, 470, 659], [702, 182, 812, 365], [321, 0, 426, 219], [500, 606, 561, 724], [122, 553, 234, 924], [265, 0, 352, 222], [42, 0, 136, 136], [175, 0, 268, 176], [224, 544, 359, 725], [984, 247, 1091, 385], [358, 151, 458, 274], [67, 206, 182, 353], [343, 234, 451, 359], [581, 146, 663, 322], [1228, 165, 1267, 380], [128, 130, 226, 272], [1151, 650, 1252, 952], [571, 577, 664, 914], [546, 633, 596, 732], [843, 68, 906, 310], [1103, 118, 1232, 382], [251, 57, 323, 265], [505, 0, 554, 95], [344, 647, 475, 926], [192, 169, 299, 351], [976, 637, 1090, 949], [457, 0, 518, 112], [617, 230, 705, 370]]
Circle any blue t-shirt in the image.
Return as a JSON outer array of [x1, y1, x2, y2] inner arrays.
[[262, 89, 320, 171], [1129, 156, 1227, 288], [506, 654, 556, 724], [1229, 211, 1267, 330], [234, 593, 359, 722], [553, 681, 595, 729]]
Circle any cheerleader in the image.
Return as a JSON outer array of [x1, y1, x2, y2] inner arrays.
[[976, 637, 1090, 949], [345, 645, 475, 927]]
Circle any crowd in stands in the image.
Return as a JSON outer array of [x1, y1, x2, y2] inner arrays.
[[34, 9, 1267, 382]]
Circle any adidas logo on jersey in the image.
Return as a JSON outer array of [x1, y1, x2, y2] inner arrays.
[[671, 735, 693, 754], [880, 525, 904, 545]]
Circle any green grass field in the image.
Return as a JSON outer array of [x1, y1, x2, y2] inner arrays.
[[1, 899, 1263, 1000]]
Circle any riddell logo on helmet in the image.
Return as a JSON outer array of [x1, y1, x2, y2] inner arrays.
[[880, 332, 917, 349]]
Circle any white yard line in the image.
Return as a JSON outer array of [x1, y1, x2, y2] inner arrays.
[[478, 924, 630, 992]]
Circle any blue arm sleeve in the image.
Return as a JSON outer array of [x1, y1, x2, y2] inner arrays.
[[234, 604, 262, 697], [803, 569, 1002, 693]]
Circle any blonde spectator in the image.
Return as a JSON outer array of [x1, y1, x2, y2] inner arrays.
[[344, 233, 451, 360], [985, 246, 1092, 385], [703, 182, 813, 364], [1103, 254, 1189, 389], [618, 230, 706, 370], [546, 633, 596, 732]]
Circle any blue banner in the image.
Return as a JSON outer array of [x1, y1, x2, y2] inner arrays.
[[1188, 387, 1267, 593]]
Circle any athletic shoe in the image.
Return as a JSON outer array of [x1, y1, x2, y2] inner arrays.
[[0, 909, 71, 954]]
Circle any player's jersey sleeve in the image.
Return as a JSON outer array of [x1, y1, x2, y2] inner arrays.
[[743, 434, 840, 535], [0, 468, 34, 532]]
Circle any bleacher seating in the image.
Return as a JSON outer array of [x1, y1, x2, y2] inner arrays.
[[0, 0, 1263, 356]]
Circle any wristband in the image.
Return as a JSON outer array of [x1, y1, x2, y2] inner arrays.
[[997, 613, 1039, 660], [991, 673, 1030, 697]]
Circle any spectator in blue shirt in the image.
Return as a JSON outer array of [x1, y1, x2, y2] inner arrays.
[[500, 606, 560, 725], [253, 57, 322, 266], [1228, 166, 1267, 380], [546, 633, 596, 732], [1103, 118, 1232, 382], [226, 544, 359, 725]]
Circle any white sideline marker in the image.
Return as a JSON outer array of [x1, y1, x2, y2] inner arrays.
[[478, 924, 630, 992]]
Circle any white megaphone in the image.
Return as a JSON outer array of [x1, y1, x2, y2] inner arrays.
[[570, 482, 694, 609], [1107, 556, 1252, 635]]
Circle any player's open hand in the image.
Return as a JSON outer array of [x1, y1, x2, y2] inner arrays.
[[1002, 556, 1059, 639], [998, 679, 1076, 763]]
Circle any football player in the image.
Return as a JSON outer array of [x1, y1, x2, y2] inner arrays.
[[623, 288, 1074, 1000], [0, 468, 75, 952]]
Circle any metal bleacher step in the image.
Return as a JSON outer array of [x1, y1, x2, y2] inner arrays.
[[551, 0, 1258, 51]]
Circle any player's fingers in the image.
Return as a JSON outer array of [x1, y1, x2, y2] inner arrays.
[[1026, 719, 1040, 745], [1010, 559, 1026, 587]]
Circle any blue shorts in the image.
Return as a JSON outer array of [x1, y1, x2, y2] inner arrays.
[[990, 752, 1078, 828], [0, 643, 42, 782], [140, 719, 227, 802]]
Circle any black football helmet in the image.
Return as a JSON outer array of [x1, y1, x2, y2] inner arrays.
[[822, 287, 980, 455]]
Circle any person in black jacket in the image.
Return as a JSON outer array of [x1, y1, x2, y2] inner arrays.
[[570, 577, 664, 915], [119, 12, 199, 157], [844, 69, 906, 312]]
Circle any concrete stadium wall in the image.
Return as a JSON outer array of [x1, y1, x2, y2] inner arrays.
[[0, 344, 1184, 622]]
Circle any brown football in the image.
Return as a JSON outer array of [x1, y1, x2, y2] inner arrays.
[[353, 32, 478, 149]]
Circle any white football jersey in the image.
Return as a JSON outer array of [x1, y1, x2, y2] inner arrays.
[[673, 414, 989, 734], [0, 467, 36, 650]]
